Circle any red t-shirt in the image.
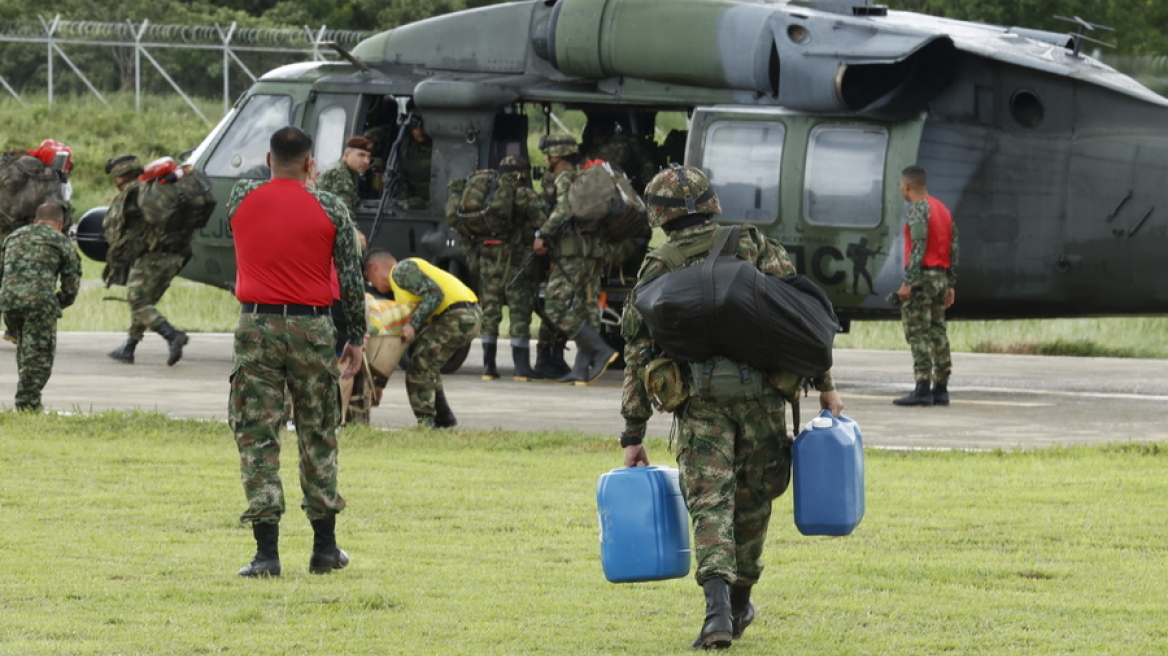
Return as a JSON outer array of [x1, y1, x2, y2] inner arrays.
[[902, 196, 954, 269], [231, 178, 338, 306]]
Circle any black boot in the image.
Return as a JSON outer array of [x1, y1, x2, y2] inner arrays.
[[238, 522, 281, 577], [154, 322, 189, 366], [932, 382, 950, 406], [512, 343, 535, 381], [692, 578, 733, 650], [548, 343, 571, 378], [481, 340, 500, 380], [107, 337, 139, 364], [530, 344, 558, 380], [556, 324, 618, 385], [893, 381, 934, 406], [308, 516, 349, 574], [730, 585, 756, 640], [434, 389, 457, 428]]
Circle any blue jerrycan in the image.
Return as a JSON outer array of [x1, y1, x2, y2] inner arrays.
[[596, 465, 691, 583], [792, 409, 866, 536]]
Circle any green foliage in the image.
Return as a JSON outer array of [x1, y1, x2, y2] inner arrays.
[[1, 411, 1168, 654]]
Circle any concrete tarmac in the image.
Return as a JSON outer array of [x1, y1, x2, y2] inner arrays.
[[3, 332, 1167, 450]]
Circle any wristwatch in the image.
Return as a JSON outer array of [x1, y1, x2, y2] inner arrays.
[[619, 431, 643, 448]]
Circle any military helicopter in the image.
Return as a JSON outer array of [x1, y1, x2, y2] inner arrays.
[[76, 0, 1168, 355]]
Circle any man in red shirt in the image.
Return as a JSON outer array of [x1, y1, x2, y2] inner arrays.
[[894, 166, 959, 407], [227, 126, 365, 578]]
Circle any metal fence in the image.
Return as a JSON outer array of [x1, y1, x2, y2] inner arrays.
[[0, 16, 371, 123]]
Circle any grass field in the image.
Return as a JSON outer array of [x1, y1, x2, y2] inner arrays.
[[0, 411, 1166, 655]]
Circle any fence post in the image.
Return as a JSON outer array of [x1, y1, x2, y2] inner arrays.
[[218, 22, 238, 115], [40, 14, 60, 105], [131, 19, 150, 112]]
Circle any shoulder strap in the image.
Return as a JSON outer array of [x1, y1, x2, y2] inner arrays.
[[700, 225, 741, 354]]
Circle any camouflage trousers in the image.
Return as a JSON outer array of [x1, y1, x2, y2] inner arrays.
[[4, 307, 57, 410], [544, 255, 602, 336], [476, 243, 535, 339], [901, 270, 952, 385], [229, 313, 345, 523], [675, 385, 792, 586], [126, 251, 185, 341], [406, 306, 481, 420]]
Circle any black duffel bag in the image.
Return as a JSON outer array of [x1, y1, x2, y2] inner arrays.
[[633, 225, 840, 378]]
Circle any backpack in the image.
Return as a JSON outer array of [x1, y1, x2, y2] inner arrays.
[[633, 225, 840, 378], [446, 170, 513, 239], [567, 159, 647, 241], [138, 167, 216, 238], [0, 154, 66, 232]]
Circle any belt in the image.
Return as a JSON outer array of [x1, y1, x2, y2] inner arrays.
[[241, 303, 329, 317], [921, 266, 949, 271], [440, 301, 478, 315]]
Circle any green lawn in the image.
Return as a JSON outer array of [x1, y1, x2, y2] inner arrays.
[[0, 412, 1165, 655]]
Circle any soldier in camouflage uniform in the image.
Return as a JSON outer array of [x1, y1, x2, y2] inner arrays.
[[532, 132, 618, 385], [0, 203, 80, 410], [893, 166, 958, 407], [228, 127, 365, 578], [619, 165, 843, 650], [103, 154, 189, 367], [363, 249, 480, 428], [457, 155, 545, 381]]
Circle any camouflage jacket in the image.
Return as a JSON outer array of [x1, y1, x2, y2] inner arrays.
[[539, 165, 604, 258], [0, 222, 81, 315], [619, 221, 835, 438], [316, 161, 359, 216], [903, 198, 959, 287], [586, 133, 658, 190], [228, 178, 366, 347], [390, 259, 444, 333], [510, 179, 547, 256]]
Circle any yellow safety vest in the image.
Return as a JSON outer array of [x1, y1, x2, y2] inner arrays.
[[389, 257, 478, 322]]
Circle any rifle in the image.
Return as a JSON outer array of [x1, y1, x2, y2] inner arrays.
[[508, 222, 569, 342], [369, 112, 416, 239]]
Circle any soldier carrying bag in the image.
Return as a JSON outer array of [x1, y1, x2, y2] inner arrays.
[[138, 163, 216, 239], [568, 159, 647, 242], [633, 225, 840, 379], [0, 154, 66, 232], [446, 169, 513, 239]]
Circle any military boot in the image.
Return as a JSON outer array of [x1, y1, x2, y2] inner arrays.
[[434, 389, 457, 428], [107, 337, 140, 364], [932, 382, 950, 406], [548, 343, 571, 378], [557, 324, 618, 385], [530, 344, 559, 380], [238, 522, 281, 577], [893, 381, 934, 406], [730, 584, 756, 640], [692, 578, 733, 650], [512, 344, 535, 382], [308, 516, 349, 575], [481, 338, 500, 380], [154, 322, 189, 366]]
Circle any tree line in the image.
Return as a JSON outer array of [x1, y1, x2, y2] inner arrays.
[[0, 0, 1164, 102]]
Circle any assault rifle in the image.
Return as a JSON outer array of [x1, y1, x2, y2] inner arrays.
[[508, 221, 569, 342], [369, 112, 417, 239]]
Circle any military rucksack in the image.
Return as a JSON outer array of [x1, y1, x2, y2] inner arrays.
[[446, 170, 513, 239], [0, 154, 66, 233], [567, 159, 647, 241], [138, 167, 216, 239]]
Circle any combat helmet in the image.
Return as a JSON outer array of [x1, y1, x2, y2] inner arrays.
[[105, 154, 143, 179], [499, 155, 530, 177], [643, 163, 721, 228], [538, 132, 578, 157]]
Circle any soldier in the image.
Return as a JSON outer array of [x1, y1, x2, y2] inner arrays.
[[362, 248, 481, 428], [582, 117, 658, 192], [103, 154, 190, 367], [0, 203, 80, 411], [532, 132, 618, 385], [397, 114, 432, 208], [619, 166, 843, 650], [893, 165, 958, 407], [453, 155, 545, 381]]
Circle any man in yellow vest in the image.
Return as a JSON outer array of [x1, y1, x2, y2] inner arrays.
[[362, 248, 481, 427]]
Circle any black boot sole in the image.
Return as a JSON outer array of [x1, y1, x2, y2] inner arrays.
[[692, 631, 732, 650]]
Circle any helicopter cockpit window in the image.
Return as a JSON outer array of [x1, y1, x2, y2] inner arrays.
[[314, 104, 348, 167], [701, 121, 784, 224], [204, 94, 292, 179], [803, 124, 888, 228]]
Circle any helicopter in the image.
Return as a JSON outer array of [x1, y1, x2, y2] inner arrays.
[[75, 0, 1168, 364]]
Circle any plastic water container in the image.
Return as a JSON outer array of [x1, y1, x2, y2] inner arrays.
[[596, 465, 691, 583], [792, 409, 866, 536]]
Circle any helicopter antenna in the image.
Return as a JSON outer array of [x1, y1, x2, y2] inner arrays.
[[1053, 15, 1115, 58]]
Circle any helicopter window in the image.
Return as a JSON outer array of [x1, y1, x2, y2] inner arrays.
[[804, 125, 888, 228], [701, 121, 785, 224], [313, 104, 349, 167], [204, 94, 292, 179], [1010, 90, 1044, 128]]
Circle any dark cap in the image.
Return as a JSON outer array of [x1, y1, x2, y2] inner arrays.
[[345, 136, 373, 153], [105, 154, 142, 178]]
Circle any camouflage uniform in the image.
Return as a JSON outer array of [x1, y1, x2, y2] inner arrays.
[[398, 137, 432, 207], [471, 173, 545, 341], [393, 260, 482, 420], [541, 165, 606, 335], [622, 220, 835, 585], [226, 180, 365, 523], [0, 223, 81, 409], [901, 199, 959, 385]]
